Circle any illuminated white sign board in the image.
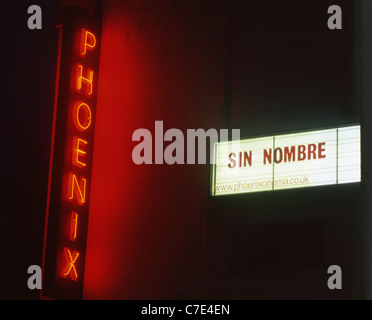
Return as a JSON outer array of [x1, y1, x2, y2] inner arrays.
[[211, 125, 361, 196]]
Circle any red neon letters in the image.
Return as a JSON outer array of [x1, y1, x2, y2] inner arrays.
[[72, 136, 88, 168], [61, 247, 80, 281], [73, 102, 92, 131], [68, 173, 87, 205], [70, 211, 78, 242], [76, 64, 94, 96], [61, 28, 97, 282], [80, 28, 96, 57]]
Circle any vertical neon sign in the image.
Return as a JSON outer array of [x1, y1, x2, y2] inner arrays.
[[42, 7, 101, 299]]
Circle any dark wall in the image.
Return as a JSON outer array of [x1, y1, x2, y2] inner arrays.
[[0, 0, 60, 299], [231, 0, 357, 137], [360, 0, 372, 300]]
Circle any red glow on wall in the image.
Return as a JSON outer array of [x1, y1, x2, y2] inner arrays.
[[83, 0, 225, 299]]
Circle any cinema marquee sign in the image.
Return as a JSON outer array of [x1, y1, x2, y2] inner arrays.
[[211, 125, 361, 196], [42, 7, 101, 299]]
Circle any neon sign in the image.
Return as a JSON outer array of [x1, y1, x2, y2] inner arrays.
[[42, 7, 101, 299]]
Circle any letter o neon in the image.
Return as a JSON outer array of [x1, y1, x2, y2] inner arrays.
[[73, 102, 92, 131]]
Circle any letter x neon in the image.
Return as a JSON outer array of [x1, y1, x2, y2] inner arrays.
[[61, 247, 80, 281]]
